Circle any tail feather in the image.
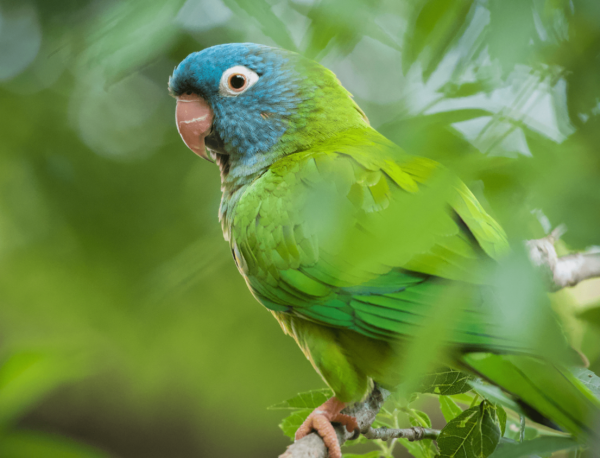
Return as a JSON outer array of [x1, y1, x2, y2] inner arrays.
[[461, 353, 600, 445]]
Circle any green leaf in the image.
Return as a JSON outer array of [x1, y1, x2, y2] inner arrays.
[[417, 109, 496, 125], [488, 437, 580, 458], [398, 438, 438, 458], [402, 0, 475, 79], [223, 0, 297, 52], [417, 369, 475, 395], [439, 396, 463, 423], [437, 402, 501, 458], [344, 434, 371, 447], [78, 0, 185, 83], [279, 409, 312, 439], [0, 351, 90, 427], [502, 420, 539, 442], [299, 0, 400, 60], [440, 81, 488, 99], [408, 392, 420, 405], [450, 392, 480, 406], [343, 451, 382, 458], [487, 0, 538, 74], [470, 381, 525, 416], [380, 109, 494, 139], [377, 109, 495, 170], [409, 409, 433, 428], [572, 367, 600, 400], [496, 405, 507, 437], [371, 415, 394, 429], [268, 388, 333, 410], [402, 409, 438, 457]]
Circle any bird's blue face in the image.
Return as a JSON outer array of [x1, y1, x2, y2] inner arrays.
[[169, 43, 307, 169]]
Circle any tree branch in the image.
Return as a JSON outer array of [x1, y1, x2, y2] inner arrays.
[[526, 225, 600, 290], [363, 425, 440, 441], [279, 386, 391, 458]]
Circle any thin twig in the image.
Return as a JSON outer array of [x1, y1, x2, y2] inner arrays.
[[526, 226, 600, 290], [364, 426, 440, 441], [279, 386, 390, 458]]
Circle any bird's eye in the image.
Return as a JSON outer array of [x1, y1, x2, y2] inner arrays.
[[219, 66, 259, 97], [186, 91, 192, 95], [228, 74, 247, 91]]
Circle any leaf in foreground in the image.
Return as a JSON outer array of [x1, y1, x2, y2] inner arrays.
[[268, 388, 333, 410], [496, 405, 507, 437], [488, 436, 580, 458], [572, 367, 600, 400], [439, 395, 464, 423], [279, 409, 312, 439], [406, 409, 438, 457], [502, 421, 539, 443], [437, 402, 501, 458], [417, 368, 475, 395], [470, 381, 525, 415], [399, 437, 438, 458]]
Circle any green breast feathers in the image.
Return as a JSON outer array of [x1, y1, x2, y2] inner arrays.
[[225, 126, 510, 351]]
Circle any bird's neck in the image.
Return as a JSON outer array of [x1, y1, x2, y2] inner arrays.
[[220, 106, 370, 185], [218, 58, 372, 184], [217, 74, 371, 233]]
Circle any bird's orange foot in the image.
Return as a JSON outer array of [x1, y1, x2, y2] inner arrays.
[[295, 397, 359, 458]]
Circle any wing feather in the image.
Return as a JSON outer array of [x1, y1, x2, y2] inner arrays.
[[232, 128, 513, 350]]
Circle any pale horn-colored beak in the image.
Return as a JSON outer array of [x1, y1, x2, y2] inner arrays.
[[175, 93, 215, 161]]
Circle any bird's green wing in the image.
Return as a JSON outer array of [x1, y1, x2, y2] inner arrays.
[[461, 353, 600, 443], [231, 127, 512, 350], [230, 127, 600, 440]]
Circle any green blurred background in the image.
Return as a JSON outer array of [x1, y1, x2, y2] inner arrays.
[[1, 0, 600, 456]]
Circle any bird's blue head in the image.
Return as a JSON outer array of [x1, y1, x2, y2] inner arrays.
[[169, 43, 367, 179]]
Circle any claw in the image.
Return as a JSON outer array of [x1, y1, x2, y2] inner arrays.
[[295, 397, 359, 458]]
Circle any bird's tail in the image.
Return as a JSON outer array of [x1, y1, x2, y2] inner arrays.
[[460, 352, 600, 445]]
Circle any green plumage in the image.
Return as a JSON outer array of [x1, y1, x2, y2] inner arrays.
[[214, 55, 600, 443]]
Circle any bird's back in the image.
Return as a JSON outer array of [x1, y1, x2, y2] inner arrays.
[[224, 126, 524, 351]]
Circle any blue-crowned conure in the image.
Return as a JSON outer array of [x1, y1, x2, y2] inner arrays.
[[169, 43, 600, 458]]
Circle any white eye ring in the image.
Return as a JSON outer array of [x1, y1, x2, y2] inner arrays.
[[219, 65, 259, 97]]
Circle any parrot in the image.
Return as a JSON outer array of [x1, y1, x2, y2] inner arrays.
[[168, 43, 600, 458]]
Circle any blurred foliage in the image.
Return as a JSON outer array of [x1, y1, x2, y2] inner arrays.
[[276, 367, 598, 457], [1, 0, 600, 457]]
